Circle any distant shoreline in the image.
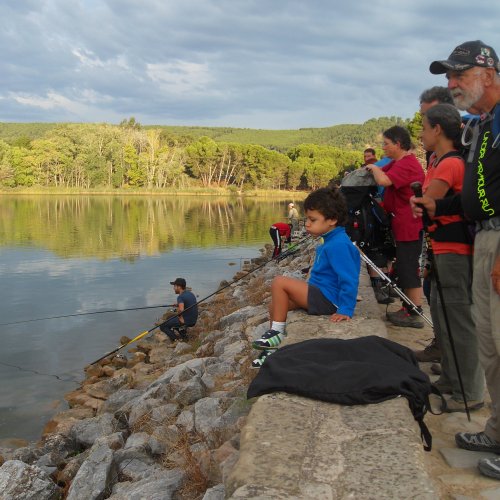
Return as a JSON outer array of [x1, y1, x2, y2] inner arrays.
[[0, 187, 309, 199]]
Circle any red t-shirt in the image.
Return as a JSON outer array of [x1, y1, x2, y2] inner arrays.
[[382, 154, 424, 241], [423, 154, 472, 256], [271, 222, 291, 238]]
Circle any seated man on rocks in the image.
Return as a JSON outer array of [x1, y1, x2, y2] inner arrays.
[[160, 278, 198, 342]]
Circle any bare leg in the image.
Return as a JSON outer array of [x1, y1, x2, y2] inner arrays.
[[405, 287, 423, 308], [269, 276, 309, 323]]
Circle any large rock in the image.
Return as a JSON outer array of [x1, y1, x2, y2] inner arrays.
[[124, 432, 150, 453], [113, 449, 164, 482], [11, 445, 43, 464], [150, 403, 179, 424], [55, 450, 90, 487], [219, 306, 263, 330], [99, 389, 142, 414], [39, 433, 76, 459], [127, 397, 163, 428], [66, 440, 116, 500], [0, 460, 61, 500], [108, 469, 185, 499], [202, 483, 225, 500], [42, 407, 95, 436], [194, 397, 234, 445], [70, 413, 120, 449], [172, 376, 207, 406], [83, 371, 133, 400]]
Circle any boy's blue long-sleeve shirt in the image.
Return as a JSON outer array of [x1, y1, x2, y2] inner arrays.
[[308, 226, 360, 317]]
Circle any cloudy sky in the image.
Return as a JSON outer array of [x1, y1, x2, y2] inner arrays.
[[1, 0, 499, 129]]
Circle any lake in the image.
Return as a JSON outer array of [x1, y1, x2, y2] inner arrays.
[[0, 194, 300, 441]]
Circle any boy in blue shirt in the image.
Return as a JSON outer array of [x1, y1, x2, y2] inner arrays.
[[252, 187, 360, 367]]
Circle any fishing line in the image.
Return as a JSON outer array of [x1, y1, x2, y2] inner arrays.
[[1, 254, 267, 327], [0, 304, 172, 327]]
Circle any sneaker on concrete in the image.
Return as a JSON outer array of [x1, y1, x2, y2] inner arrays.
[[455, 431, 500, 453], [386, 308, 424, 329], [386, 307, 405, 321], [444, 399, 484, 413], [478, 456, 500, 480], [251, 349, 273, 369], [252, 329, 286, 350], [414, 338, 441, 362]]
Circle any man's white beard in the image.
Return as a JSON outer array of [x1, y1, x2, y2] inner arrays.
[[451, 80, 484, 111]]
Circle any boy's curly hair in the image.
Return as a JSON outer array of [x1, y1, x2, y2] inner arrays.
[[303, 187, 348, 226]]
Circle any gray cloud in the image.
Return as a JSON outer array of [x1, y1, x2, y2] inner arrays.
[[0, 0, 498, 128]]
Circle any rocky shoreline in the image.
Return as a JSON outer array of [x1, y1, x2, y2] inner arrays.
[[0, 241, 313, 499]]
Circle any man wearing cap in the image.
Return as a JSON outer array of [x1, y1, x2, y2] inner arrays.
[[288, 203, 299, 233], [160, 278, 198, 342], [411, 40, 500, 480]]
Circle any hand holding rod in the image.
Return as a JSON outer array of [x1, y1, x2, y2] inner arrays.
[[410, 182, 432, 228]]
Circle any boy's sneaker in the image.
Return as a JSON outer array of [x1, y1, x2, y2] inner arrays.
[[386, 308, 424, 329], [478, 456, 500, 480], [455, 431, 500, 453], [252, 329, 286, 350], [251, 349, 274, 369]]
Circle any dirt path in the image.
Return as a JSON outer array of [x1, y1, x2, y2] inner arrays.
[[382, 300, 500, 499]]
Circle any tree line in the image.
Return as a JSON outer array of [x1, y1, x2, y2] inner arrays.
[[0, 116, 413, 191]]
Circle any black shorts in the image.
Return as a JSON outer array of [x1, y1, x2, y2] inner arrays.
[[307, 284, 338, 315], [395, 238, 422, 289]]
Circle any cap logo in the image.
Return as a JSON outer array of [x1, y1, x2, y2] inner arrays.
[[487, 57, 495, 67], [452, 47, 470, 57], [476, 55, 486, 65], [481, 47, 491, 57], [453, 63, 473, 70]]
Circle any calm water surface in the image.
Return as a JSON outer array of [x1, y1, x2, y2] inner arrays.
[[0, 195, 299, 441]]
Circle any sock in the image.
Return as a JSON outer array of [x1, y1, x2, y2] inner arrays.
[[271, 321, 286, 333], [409, 306, 423, 316]]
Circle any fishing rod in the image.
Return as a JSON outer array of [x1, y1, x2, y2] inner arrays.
[[0, 304, 171, 327], [89, 234, 312, 366], [411, 182, 470, 421]]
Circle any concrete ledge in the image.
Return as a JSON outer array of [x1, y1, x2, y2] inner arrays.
[[226, 269, 437, 499]]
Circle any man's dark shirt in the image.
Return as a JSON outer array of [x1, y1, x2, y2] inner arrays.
[[178, 290, 198, 326], [436, 105, 500, 221]]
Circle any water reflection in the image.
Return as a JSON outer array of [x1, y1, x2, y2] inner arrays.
[[0, 195, 301, 440], [0, 195, 290, 259]]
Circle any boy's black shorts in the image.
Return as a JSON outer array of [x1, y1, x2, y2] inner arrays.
[[307, 284, 338, 315]]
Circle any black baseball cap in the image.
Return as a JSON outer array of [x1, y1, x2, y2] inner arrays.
[[170, 278, 186, 287], [430, 40, 500, 74]]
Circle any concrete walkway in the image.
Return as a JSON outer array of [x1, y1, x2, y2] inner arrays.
[[226, 270, 437, 499]]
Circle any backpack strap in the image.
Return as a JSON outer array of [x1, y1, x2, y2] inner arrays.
[[417, 417, 433, 452], [493, 102, 500, 148], [430, 150, 463, 168]]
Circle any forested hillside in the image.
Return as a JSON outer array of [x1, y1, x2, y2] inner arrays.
[[0, 116, 415, 191]]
